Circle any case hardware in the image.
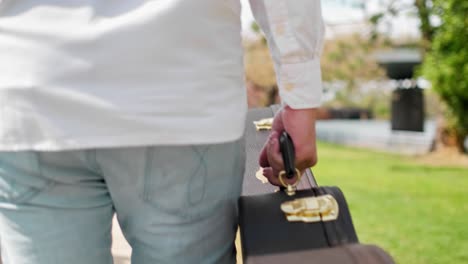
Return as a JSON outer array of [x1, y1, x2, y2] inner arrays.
[[253, 118, 273, 131], [281, 195, 339, 223], [279, 169, 302, 196]]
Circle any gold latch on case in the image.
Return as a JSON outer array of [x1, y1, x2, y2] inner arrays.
[[253, 118, 273, 131], [280, 195, 339, 223]]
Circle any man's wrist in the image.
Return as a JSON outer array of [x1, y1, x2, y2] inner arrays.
[[283, 105, 318, 121]]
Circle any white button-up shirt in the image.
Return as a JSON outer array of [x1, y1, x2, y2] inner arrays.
[[0, 0, 324, 151]]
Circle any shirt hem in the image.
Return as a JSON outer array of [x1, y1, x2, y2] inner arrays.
[[0, 131, 245, 152]]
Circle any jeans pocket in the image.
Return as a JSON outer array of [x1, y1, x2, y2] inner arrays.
[[142, 139, 245, 220], [0, 152, 50, 203]]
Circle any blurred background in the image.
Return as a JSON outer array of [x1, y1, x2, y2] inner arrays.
[[240, 0, 468, 263]]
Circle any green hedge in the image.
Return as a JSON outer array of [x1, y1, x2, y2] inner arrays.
[[421, 0, 468, 150]]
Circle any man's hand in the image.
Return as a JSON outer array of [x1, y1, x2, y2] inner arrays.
[[259, 105, 318, 186]]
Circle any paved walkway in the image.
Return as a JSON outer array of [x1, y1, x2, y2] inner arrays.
[[112, 217, 131, 264]]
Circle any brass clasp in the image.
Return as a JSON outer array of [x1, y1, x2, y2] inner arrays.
[[280, 195, 339, 223], [279, 169, 301, 196], [253, 118, 273, 131]]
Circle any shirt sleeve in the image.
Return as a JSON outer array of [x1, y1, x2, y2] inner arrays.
[[249, 0, 325, 109]]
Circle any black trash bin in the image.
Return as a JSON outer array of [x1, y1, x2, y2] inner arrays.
[[391, 87, 425, 132]]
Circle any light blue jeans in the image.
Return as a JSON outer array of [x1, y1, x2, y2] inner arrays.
[[0, 139, 245, 264]]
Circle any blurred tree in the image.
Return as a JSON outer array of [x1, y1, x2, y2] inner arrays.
[[371, 0, 467, 151], [368, 0, 436, 49], [321, 34, 388, 115], [413, 0, 436, 49], [244, 39, 276, 89], [421, 0, 468, 151], [243, 32, 277, 107], [321, 34, 387, 89], [245, 21, 391, 112]]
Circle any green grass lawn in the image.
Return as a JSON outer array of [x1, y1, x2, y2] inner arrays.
[[313, 142, 468, 264]]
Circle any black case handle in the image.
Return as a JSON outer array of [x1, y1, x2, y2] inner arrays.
[[279, 131, 296, 179]]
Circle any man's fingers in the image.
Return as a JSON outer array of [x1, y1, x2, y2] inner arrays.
[[260, 130, 283, 169], [261, 130, 286, 187], [259, 144, 269, 168], [266, 132, 284, 171], [259, 107, 318, 189], [262, 167, 282, 186], [263, 167, 304, 187]]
